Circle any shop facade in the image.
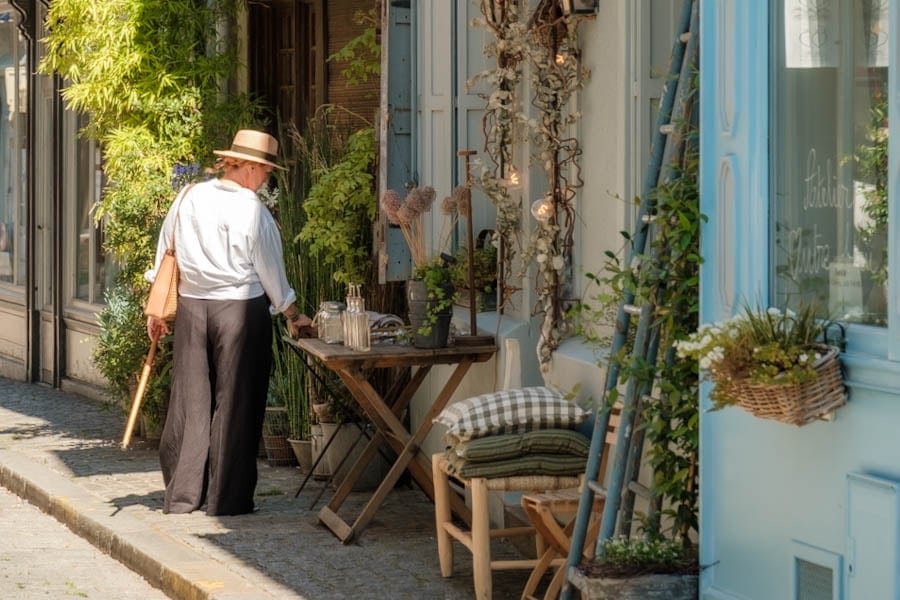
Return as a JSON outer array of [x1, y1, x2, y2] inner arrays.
[[700, 1, 899, 597], [0, 1, 109, 396]]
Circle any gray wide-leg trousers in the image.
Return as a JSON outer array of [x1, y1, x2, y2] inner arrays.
[[160, 294, 272, 516]]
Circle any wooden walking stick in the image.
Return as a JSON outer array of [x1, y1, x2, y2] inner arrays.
[[121, 330, 161, 449]]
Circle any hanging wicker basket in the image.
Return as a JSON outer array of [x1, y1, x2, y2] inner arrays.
[[725, 345, 847, 427]]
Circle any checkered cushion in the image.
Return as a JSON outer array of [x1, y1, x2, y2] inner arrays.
[[434, 386, 587, 441]]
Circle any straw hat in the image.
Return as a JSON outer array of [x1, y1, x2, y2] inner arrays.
[[213, 129, 285, 170]]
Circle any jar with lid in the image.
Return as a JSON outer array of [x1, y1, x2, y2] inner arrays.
[[316, 301, 345, 344]]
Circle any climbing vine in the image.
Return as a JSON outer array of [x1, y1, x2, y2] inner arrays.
[[470, 0, 590, 371]]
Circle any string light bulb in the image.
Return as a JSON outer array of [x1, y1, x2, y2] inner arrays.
[[531, 198, 555, 223], [502, 165, 521, 189], [555, 53, 567, 65]]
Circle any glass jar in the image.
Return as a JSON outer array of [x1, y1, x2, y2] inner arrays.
[[316, 301, 345, 344]]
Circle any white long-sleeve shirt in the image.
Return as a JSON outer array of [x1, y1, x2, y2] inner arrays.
[[145, 179, 297, 314]]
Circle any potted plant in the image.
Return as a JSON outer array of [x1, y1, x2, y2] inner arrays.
[[450, 234, 497, 312], [94, 285, 170, 446], [569, 537, 699, 600], [262, 395, 297, 468], [380, 185, 458, 348], [676, 302, 848, 426]]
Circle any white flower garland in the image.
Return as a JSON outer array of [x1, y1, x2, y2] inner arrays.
[[471, 0, 590, 371]]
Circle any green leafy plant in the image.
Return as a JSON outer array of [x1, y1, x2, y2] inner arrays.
[[450, 242, 497, 294], [573, 108, 700, 548], [93, 286, 171, 430], [327, 7, 381, 86], [412, 257, 456, 336], [297, 123, 377, 285], [676, 302, 833, 411], [579, 537, 698, 578], [41, 0, 262, 419]]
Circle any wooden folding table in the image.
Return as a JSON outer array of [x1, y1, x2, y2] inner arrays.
[[288, 337, 497, 543]]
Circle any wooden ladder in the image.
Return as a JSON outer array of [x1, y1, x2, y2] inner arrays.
[[560, 0, 700, 597]]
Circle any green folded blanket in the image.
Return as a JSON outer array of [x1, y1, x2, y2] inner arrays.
[[449, 429, 590, 462], [444, 452, 587, 478]]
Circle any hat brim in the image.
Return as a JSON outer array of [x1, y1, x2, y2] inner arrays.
[[213, 149, 286, 171]]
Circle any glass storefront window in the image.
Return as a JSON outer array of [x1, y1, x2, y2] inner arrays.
[[771, 0, 888, 326], [74, 113, 113, 304], [0, 8, 25, 288]]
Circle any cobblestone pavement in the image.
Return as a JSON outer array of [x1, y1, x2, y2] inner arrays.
[[0, 484, 169, 599], [0, 378, 537, 599]]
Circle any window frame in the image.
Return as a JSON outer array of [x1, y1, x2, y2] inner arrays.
[[65, 110, 111, 310], [767, 0, 894, 361], [0, 5, 28, 295]]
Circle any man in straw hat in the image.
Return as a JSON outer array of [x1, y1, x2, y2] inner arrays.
[[146, 129, 312, 516]]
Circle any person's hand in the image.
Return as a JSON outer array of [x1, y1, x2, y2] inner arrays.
[[287, 313, 314, 340], [146, 316, 170, 340]]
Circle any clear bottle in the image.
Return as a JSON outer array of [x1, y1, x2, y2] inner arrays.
[[342, 284, 371, 351], [354, 295, 371, 352]]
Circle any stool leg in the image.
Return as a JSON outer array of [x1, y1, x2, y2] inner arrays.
[[520, 546, 556, 600], [432, 454, 454, 577], [470, 477, 491, 600]]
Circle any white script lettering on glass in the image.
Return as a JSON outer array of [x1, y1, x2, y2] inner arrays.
[[786, 224, 830, 278], [803, 149, 852, 211]]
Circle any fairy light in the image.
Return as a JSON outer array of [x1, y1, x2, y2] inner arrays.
[[502, 165, 521, 189], [555, 53, 566, 65], [531, 198, 554, 223]]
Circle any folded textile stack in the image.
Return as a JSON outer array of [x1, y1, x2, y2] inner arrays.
[[433, 387, 590, 478]]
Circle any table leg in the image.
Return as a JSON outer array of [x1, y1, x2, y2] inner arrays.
[[317, 365, 436, 541], [329, 359, 475, 542], [321, 366, 431, 512]]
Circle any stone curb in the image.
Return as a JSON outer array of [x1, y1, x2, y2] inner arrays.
[[0, 449, 280, 600]]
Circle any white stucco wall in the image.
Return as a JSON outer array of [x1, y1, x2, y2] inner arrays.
[[413, 1, 631, 455]]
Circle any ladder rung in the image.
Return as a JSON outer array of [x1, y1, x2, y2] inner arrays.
[[586, 480, 608, 497], [659, 123, 675, 135], [679, 31, 692, 43], [623, 304, 641, 316], [627, 481, 652, 498], [641, 213, 656, 224]]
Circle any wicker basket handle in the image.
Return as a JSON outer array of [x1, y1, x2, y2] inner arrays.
[[824, 321, 846, 352]]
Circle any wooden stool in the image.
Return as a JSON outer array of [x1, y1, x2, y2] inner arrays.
[[432, 453, 581, 600], [518, 414, 619, 600], [520, 489, 604, 599]]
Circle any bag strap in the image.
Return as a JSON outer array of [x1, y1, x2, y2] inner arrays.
[[166, 182, 197, 251]]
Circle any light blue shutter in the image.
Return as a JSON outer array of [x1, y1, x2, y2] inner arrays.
[[416, 1, 455, 250], [379, 0, 414, 282]]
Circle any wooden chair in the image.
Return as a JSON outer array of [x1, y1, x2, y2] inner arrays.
[[518, 410, 619, 600], [432, 454, 581, 600], [431, 339, 586, 600]]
